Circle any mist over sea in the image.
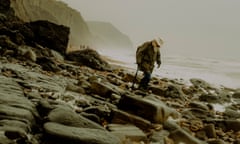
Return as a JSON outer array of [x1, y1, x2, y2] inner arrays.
[[98, 48, 240, 89]]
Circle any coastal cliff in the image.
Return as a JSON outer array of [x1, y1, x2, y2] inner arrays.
[[87, 21, 133, 50], [10, 0, 133, 51]]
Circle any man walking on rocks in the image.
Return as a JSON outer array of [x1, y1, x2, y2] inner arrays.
[[135, 37, 164, 90]]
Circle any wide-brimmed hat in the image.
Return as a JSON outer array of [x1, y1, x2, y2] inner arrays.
[[153, 37, 164, 47]]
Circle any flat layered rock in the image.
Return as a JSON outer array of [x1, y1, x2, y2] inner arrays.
[[107, 124, 147, 142], [0, 120, 30, 133], [0, 76, 35, 111], [169, 128, 207, 144], [44, 122, 121, 144], [111, 108, 152, 130], [0, 76, 37, 127], [0, 63, 67, 93], [0, 75, 24, 98], [47, 106, 104, 130], [0, 104, 35, 125], [90, 81, 125, 98]]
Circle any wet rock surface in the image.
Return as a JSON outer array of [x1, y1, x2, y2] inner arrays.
[[0, 0, 240, 143]]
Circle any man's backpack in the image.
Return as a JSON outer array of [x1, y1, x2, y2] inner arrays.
[[136, 41, 151, 65]]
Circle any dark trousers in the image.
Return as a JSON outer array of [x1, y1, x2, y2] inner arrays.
[[139, 71, 151, 89]]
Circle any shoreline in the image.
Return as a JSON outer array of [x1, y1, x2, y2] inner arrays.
[[102, 53, 240, 90]]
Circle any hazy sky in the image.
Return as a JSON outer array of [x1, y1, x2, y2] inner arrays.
[[60, 0, 240, 60]]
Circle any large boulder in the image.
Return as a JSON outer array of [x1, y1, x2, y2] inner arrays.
[[66, 48, 112, 71], [27, 20, 70, 55], [90, 81, 125, 98], [46, 106, 104, 130], [118, 94, 179, 123]]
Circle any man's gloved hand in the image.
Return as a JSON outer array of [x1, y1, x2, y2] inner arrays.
[[157, 64, 161, 68]]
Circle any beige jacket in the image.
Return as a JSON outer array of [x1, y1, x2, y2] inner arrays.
[[136, 41, 161, 73]]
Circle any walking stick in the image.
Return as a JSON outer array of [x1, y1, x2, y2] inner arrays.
[[131, 67, 139, 89]]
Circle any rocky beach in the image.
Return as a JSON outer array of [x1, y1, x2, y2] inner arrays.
[[1, 0, 240, 143]]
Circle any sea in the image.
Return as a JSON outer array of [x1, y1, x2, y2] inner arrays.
[[98, 48, 240, 89]]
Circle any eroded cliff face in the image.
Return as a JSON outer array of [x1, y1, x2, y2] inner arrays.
[[10, 0, 93, 50]]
